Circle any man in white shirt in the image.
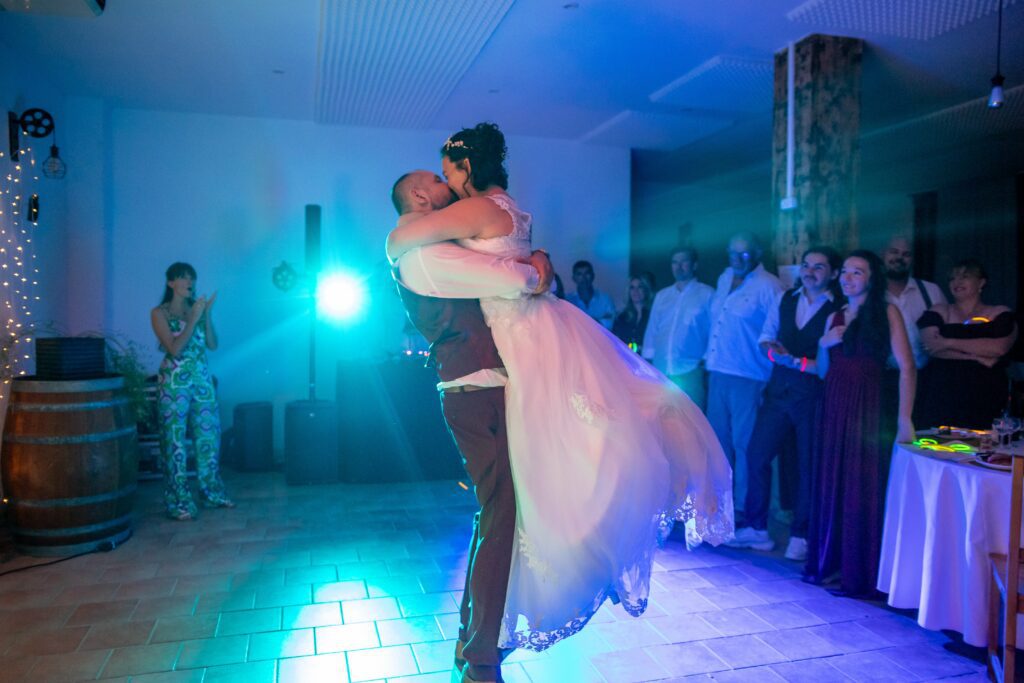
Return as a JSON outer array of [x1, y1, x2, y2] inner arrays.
[[566, 260, 616, 329], [704, 232, 784, 518], [882, 235, 947, 369], [642, 246, 714, 409]]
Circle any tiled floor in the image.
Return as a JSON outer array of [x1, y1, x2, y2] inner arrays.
[[0, 471, 988, 682]]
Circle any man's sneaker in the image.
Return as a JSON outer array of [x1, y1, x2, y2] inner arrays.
[[784, 536, 808, 562], [724, 526, 774, 551]]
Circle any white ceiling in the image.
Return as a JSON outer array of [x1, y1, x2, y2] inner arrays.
[[1, 0, 1021, 182]]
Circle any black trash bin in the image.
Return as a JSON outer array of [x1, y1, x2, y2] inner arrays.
[[231, 401, 274, 471], [285, 399, 338, 484]]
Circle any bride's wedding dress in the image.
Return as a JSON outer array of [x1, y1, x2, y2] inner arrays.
[[459, 193, 733, 651]]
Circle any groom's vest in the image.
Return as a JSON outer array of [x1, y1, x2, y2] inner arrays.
[[394, 279, 503, 382]]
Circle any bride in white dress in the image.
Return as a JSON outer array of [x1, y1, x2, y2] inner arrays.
[[387, 123, 733, 651]]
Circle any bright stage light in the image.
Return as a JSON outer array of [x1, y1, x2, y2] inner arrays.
[[316, 272, 366, 321]]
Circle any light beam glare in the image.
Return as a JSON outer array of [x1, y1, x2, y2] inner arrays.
[[316, 272, 367, 322]]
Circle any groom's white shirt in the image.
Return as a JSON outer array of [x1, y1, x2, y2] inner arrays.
[[396, 242, 539, 300], [396, 242, 540, 390]]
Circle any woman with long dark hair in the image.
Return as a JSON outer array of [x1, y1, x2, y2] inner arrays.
[[612, 275, 653, 352], [150, 262, 232, 520], [805, 250, 915, 596]]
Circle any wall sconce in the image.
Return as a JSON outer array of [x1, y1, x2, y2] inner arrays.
[[7, 108, 67, 178]]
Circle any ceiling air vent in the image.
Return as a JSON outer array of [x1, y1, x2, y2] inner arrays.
[[0, 0, 104, 16]]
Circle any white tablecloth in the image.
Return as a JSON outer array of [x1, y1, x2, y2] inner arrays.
[[877, 443, 1020, 647]]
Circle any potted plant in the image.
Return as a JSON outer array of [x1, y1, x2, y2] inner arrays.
[[104, 334, 159, 435]]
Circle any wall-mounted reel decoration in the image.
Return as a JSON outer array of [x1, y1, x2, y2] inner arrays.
[[7, 108, 66, 179], [18, 109, 55, 139]]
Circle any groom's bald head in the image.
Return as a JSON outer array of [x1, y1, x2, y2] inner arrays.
[[391, 170, 456, 216]]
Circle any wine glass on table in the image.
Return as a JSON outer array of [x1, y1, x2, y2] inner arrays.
[[1008, 416, 1023, 446], [993, 415, 1013, 449]]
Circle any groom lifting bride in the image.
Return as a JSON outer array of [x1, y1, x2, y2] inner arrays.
[[388, 123, 734, 683], [389, 168, 551, 683]]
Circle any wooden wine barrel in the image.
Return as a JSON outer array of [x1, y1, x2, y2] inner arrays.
[[1, 376, 138, 556]]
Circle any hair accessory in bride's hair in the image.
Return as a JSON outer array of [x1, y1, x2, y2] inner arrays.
[[443, 138, 469, 152]]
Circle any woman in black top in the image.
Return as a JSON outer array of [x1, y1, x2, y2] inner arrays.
[[613, 275, 653, 353], [917, 258, 1018, 429]]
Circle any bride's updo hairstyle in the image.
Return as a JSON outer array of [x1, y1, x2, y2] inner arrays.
[[441, 122, 509, 191]]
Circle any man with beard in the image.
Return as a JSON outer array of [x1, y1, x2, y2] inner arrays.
[[882, 235, 946, 370]]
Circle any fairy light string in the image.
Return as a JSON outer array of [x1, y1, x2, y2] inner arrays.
[[0, 129, 42, 402]]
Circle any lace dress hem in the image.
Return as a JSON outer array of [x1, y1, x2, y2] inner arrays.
[[500, 489, 734, 652]]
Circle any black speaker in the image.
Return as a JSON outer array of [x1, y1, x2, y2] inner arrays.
[[233, 401, 273, 471], [337, 358, 464, 483], [35, 337, 106, 380], [304, 204, 321, 275], [285, 399, 338, 484]]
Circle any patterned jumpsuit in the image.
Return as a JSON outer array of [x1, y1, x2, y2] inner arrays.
[[158, 314, 229, 517]]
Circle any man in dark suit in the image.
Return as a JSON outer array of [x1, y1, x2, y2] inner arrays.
[[389, 170, 551, 683]]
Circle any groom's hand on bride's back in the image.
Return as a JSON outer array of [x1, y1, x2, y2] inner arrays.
[[525, 249, 554, 294]]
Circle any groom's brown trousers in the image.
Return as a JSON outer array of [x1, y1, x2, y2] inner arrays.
[[442, 387, 515, 681], [394, 278, 515, 681]]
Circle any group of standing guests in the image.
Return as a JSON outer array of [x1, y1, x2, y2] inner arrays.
[[570, 233, 1018, 598]]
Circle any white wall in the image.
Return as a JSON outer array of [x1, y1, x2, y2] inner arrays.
[[87, 109, 629, 451], [62, 95, 113, 336]]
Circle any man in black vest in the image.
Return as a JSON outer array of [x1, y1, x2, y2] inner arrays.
[[389, 170, 551, 683], [725, 246, 841, 562]]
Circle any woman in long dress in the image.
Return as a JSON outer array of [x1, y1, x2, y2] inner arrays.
[[805, 250, 915, 597], [387, 123, 733, 651]]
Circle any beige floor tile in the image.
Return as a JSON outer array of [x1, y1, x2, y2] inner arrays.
[[114, 576, 179, 599], [0, 604, 76, 632], [149, 613, 219, 643], [4, 626, 90, 657], [247, 627, 316, 661], [132, 594, 199, 620], [50, 582, 121, 606], [80, 619, 156, 650], [278, 652, 349, 683], [175, 634, 249, 669], [100, 641, 181, 678], [26, 648, 112, 682]]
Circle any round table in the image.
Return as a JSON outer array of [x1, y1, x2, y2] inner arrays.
[[877, 442, 1021, 647]]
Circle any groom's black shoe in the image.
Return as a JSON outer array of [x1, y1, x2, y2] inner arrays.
[[461, 665, 503, 683]]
